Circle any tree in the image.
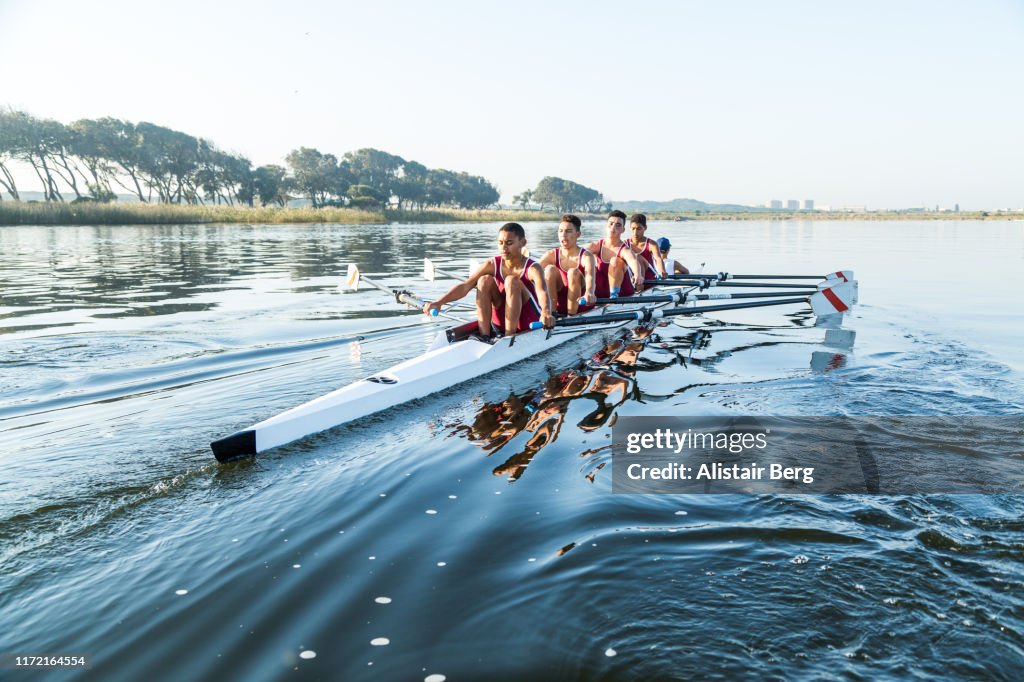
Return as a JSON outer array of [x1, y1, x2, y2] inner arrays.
[[343, 148, 404, 206], [0, 108, 33, 200], [285, 147, 345, 208], [531, 176, 603, 213], [253, 164, 291, 207], [345, 184, 386, 209], [512, 189, 533, 209]]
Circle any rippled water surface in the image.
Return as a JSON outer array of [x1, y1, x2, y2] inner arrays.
[[1, 220, 1022, 680]]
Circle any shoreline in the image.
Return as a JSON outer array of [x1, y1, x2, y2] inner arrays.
[[1, 201, 1020, 226]]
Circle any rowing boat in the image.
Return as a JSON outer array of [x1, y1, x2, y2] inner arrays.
[[211, 275, 687, 461], [210, 263, 855, 461]]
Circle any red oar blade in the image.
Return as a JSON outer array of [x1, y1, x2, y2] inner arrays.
[[810, 282, 856, 316]]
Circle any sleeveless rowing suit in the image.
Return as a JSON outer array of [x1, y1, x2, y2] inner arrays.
[[492, 255, 542, 332], [552, 247, 594, 314], [626, 238, 660, 278], [593, 239, 635, 298]]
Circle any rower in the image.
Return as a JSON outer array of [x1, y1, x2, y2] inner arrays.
[[657, 237, 689, 275], [423, 222, 555, 337], [585, 210, 644, 298], [539, 214, 597, 315], [626, 213, 668, 279]]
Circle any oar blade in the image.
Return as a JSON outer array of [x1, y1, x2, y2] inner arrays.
[[345, 263, 360, 291], [817, 277, 858, 303], [810, 282, 856, 316], [423, 258, 437, 282]]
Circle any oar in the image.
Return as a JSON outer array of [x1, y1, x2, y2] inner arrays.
[[532, 282, 855, 329], [423, 257, 483, 283], [660, 270, 854, 282], [346, 264, 467, 321], [596, 289, 819, 305], [423, 258, 465, 282], [645, 279, 827, 289]]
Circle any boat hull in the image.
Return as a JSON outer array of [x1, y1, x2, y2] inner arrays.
[[211, 294, 670, 461]]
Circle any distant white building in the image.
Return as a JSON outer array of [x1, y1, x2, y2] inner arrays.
[[769, 199, 782, 209], [803, 199, 814, 210], [786, 199, 799, 210]]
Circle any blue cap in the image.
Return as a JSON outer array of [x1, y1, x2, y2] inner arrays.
[[657, 237, 671, 250]]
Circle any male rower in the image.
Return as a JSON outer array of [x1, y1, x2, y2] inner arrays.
[[585, 210, 644, 298], [538, 214, 597, 315], [625, 213, 667, 280], [657, 237, 690, 275], [423, 222, 555, 337]]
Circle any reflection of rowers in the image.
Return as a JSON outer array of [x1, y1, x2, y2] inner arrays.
[[422, 222, 555, 337], [458, 329, 655, 479]]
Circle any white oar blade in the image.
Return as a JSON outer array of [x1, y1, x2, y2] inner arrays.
[[810, 282, 855, 316], [825, 270, 854, 283], [815, 278, 856, 301], [423, 258, 437, 282], [818, 278, 858, 304], [345, 263, 360, 291]]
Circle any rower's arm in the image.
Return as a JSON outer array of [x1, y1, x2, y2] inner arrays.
[[649, 246, 668, 278], [674, 259, 690, 275], [527, 262, 556, 328], [582, 251, 597, 305], [537, 249, 557, 268], [623, 249, 644, 288], [423, 260, 492, 314]]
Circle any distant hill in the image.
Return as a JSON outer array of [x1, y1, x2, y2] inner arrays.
[[612, 197, 762, 213]]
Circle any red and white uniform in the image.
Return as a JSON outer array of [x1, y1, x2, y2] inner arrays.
[[491, 256, 542, 332], [626, 238, 659, 278], [593, 239, 635, 298], [551, 247, 593, 315]]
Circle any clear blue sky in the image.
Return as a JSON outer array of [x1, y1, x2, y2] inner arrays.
[[2, 0, 1022, 209]]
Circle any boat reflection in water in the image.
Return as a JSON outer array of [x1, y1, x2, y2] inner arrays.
[[444, 317, 856, 482], [448, 327, 657, 481]]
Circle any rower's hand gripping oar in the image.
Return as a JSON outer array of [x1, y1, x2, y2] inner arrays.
[[531, 281, 857, 330]]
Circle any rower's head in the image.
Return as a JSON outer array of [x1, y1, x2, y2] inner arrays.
[[558, 214, 582, 247], [497, 222, 527, 259], [657, 237, 671, 255], [606, 210, 627, 240], [630, 213, 648, 240]]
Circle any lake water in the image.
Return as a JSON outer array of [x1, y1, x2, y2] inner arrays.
[[1, 220, 1022, 680]]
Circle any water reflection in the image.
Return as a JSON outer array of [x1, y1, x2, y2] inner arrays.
[[449, 327, 667, 481]]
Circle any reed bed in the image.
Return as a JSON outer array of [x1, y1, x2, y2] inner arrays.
[[0, 201, 386, 226], [4, 201, 1015, 227]]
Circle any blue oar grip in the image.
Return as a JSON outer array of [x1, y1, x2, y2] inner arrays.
[[529, 321, 544, 330], [578, 297, 587, 306], [430, 309, 438, 317]]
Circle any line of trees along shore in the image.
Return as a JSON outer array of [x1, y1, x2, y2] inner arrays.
[[0, 110, 500, 210]]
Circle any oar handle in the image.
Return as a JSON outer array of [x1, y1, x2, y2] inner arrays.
[[529, 309, 644, 330]]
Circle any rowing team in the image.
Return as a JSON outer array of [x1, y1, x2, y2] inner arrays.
[[422, 211, 688, 338]]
